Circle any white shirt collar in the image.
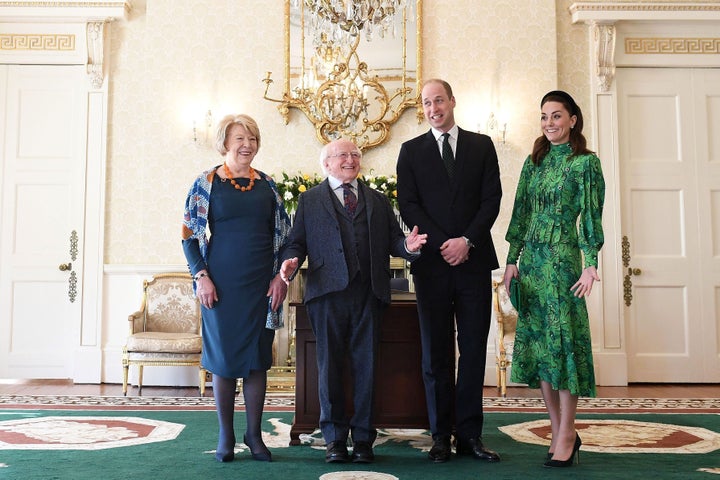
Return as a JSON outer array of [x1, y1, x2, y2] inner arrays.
[[431, 124, 459, 142], [328, 175, 358, 191]]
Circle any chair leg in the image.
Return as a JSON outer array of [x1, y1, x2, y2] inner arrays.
[[498, 353, 508, 398], [138, 365, 144, 396], [122, 365, 129, 396], [199, 367, 207, 397]]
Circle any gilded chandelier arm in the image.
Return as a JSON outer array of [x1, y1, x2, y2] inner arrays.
[[262, 0, 422, 151]]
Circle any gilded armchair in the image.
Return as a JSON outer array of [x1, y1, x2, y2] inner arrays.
[[122, 272, 206, 396], [492, 280, 518, 397]]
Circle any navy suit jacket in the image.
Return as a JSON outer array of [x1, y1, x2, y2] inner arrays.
[[396, 127, 502, 274], [282, 179, 416, 305]]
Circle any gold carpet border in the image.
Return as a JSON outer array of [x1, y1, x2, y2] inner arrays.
[[0, 395, 718, 412]]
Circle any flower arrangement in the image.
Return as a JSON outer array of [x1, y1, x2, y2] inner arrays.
[[274, 172, 324, 214], [275, 170, 398, 213], [360, 170, 398, 209]]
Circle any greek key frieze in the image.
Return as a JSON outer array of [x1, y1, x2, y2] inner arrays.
[[625, 37, 720, 54], [0, 34, 76, 51]]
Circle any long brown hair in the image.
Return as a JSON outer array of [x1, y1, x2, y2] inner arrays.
[[530, 90, 593, 165]]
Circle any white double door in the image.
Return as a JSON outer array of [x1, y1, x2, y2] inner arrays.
[[617, 68, 720, 382], [0, 65, 88, 378]]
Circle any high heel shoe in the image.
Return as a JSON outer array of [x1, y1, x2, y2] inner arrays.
[[244, 434, 272, 462], [543, 433, 581, 468], [215, 435, 236, 462]]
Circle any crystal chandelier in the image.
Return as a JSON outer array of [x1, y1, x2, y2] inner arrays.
[[303, 0, 407, 41], [263, 0, 421, 150]]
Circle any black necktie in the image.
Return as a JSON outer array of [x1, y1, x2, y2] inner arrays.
[[442, 132, 455, 178], [342, 183, 357, 216]]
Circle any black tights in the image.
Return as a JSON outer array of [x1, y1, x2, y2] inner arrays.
[[213, 370, 268, 458]]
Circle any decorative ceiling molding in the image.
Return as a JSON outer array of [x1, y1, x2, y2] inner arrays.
[[570, 2, 720, 23], [0, 1, 131, 23], [0, 1, 130, 88], [569, 2, 720, 91]]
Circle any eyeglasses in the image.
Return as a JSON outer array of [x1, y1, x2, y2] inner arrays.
[[329, 152, 361, 160]]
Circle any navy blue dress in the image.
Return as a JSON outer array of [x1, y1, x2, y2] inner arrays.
[[201, 175, 275, 379]]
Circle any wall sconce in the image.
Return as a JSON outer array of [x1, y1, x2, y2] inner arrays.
[[484, 112, 507, 146], [192, 109, 214, 147]]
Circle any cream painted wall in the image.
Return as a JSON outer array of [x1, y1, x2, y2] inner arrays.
[[105, 0, 565, 266], [111, 0, 704, 266]]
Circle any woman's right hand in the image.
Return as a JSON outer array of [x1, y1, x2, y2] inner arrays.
[[503, 264, 519, 294], [196, 273, 218, 309]]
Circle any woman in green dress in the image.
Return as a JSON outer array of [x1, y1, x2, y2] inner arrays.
[[503, 90, 605, 468]]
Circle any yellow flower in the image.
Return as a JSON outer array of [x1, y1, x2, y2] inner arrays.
[[299, 185, 307, 192]]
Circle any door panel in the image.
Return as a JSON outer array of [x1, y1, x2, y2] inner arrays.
[[694, 69, 720, 379], [0, 65, 87, 378], [618, 68, 720, 382]]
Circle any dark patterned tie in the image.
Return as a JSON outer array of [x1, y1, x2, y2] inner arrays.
[[342, 183, 357, 216], [442, 132, 455, 178]]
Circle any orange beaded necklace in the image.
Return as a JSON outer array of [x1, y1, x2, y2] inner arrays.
[[222, 163, 255, 192]]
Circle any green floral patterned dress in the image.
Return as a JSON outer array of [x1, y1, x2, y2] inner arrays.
[[505, 143, 605, 397]]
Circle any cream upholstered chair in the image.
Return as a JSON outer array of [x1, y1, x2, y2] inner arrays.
[[122, 272, 206, 396], [492, 280, 518, 397]]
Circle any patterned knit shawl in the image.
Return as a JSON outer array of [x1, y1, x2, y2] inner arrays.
[[182, 166, 291, 329]]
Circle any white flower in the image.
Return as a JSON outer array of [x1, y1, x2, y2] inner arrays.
[[284, 191, 294, 200]]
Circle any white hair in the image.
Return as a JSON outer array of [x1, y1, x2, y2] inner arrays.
[[317, 139, 362, 176]]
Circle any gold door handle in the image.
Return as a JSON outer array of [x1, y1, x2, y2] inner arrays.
[[59, 262, 72, 271], [622, 235, 639, 306]]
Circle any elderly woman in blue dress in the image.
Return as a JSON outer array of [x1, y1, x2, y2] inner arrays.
[[503, 91, 605, 468], [182, 114, 290, 463]]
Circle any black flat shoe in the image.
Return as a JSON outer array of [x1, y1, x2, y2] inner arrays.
[[326, 441, 349, 463], [544, 433, 581, 468], [244, 434, 272, 462], [455, 437, 501, 462], [351, 441, 375, 463], [428, 436, 451, 463]]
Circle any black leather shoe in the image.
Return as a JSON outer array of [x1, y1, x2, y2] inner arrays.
[[456, 437, 501, 462], [428, 436, 451, 463], [325, 441, 349, 463], [351, 441, 375, 463]]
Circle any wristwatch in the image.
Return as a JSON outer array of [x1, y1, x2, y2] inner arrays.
[[462, 236, 474, 248]]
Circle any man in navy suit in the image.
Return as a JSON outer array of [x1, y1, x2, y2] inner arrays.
[[396, 79, 502, 463], [280, 138, 426, 464]]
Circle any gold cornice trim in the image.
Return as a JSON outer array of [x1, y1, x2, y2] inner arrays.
[[571, 2, 720, 14], [0, 33, 75, 50], [0, 1, 129, 9], [625, 37, 720, 54]]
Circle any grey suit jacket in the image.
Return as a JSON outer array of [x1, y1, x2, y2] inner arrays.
[[282, 179, 417, 305]]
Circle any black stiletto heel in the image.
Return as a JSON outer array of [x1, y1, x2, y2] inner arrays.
[[544, 433, 581, 468]]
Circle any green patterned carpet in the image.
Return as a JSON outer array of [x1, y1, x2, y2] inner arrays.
[[1, 407, 719, 480]]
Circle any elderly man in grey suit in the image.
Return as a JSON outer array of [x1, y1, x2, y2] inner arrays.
[[280, 138, 426, 464]]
